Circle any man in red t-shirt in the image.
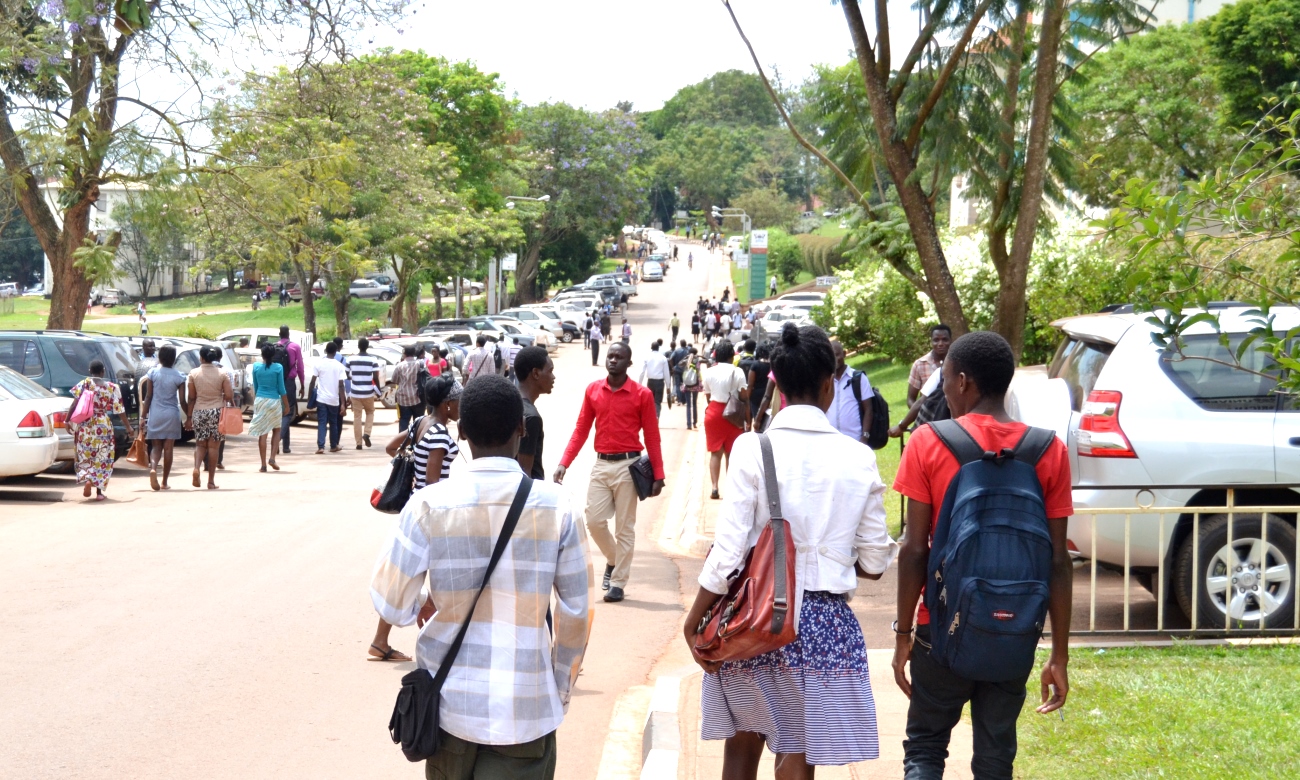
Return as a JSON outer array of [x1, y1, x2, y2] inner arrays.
[[892, 331, 1073, 779]]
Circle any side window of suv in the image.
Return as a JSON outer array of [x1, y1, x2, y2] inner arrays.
[[54, 339, 104, 376], [0, 339, 44, 378], [1050, 337, 1114, 412], [1161, 334, 1279, 411]]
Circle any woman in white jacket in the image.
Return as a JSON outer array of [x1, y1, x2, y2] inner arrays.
[[682, 322, 898, 778]]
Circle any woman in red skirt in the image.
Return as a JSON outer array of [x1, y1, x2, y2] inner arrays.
[[702, 340, 749, 499]]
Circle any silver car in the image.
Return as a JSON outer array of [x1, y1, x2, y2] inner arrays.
[[1008, 304, 1300, 628]]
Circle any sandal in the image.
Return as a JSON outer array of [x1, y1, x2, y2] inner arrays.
[[710, 489, 721, 500], [149, 469, 160, 491], [269, 460, 279, 471], [94, 492, 106, 502], [83, 483, 92, 498], [368, 643, 412, 662], [192, 470, 201, 488]]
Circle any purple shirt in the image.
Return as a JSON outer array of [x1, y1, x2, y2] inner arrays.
[[279, 338, 304, 386]]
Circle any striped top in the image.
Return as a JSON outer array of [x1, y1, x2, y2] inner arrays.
[[413, 420, 459, 488], [347, 352, 381, 398]]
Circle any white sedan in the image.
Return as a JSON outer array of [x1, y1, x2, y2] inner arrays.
[[0, 366, 60, 478]]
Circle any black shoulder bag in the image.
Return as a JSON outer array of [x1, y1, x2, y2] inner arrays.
[[375, 418, 423, 514], [388, 476, 533, 762]]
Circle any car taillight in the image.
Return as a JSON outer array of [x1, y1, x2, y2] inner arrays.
[[16, 410, 48, 438], [50, 412, 67, 429], [1078, 390, 1136, 458]]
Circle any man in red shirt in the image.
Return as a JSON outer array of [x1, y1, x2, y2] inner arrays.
[[892, 331, 1073, 779], [555, 342, 665, 603]]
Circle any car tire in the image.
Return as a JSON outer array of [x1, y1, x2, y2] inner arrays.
[[561, 332, 574, 343], [1174, 513, 1296, 629], [380, 384, 397, 410], [350, 293, 360, 300]]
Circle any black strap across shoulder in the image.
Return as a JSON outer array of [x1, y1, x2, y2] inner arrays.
[[756, 433, 790, 634], [1011, 426, 1056, 466], [429, 475, 533, 691], [929, 419, 985, 465]]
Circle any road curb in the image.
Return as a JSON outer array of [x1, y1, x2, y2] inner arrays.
[[639, 670, 694, 779]]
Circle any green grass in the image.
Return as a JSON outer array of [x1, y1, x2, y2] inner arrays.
[[848, 355, 910, 536], [812, 222, 849, 238], [1016, 644, 1300, 778], [143, 289, 251, 313]]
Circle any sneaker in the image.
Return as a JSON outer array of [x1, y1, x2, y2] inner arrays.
[[282, 448, 291, 455], [602, 564, 614, 592], [603, 587, 625, 603], [363, 434, 372, 448]]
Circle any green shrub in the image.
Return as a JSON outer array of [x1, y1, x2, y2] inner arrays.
[[795, 234, 848, 276], [179, 324, 216, 341], [766, 228, 805, 285]]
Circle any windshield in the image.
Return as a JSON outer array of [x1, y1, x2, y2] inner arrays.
[[0, 366, 55, 399]]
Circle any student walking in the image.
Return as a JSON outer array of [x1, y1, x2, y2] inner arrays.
[[682, 322, 897, 776], [248, 344, 289, 473], [702, 341, 749, 500], [309, 341, 347, 454], [370, 375, 588, 779], [185, 346, 232, 489], [745, 343, 771, 425], [639, 340, 670, 419], [556, 342, 664, 603], [411, 376, 462, 489], [391, 345, 424, 432], [620, 318, 631, 344], [829, 340, 875, 444], [681, 347, 702, 430], [690, 312, 701, 343], [140, 345, 186, 491], [589, 320, 604, 366], [514, 346, 554, 480], [892, 331, 1073, 779], [669, 312, 680, 343], [275, 326, 304, 455], [465, 335, 495, 383], [69, 360, 135, 501], [347, 338, 381, 449], [769, 274, 777, 297]]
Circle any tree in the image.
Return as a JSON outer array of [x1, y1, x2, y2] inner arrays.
[[766, 228, 803, 284], [651, 123, 764, 215], [0, 177, 42, 288], [1205, 0, 1300, 130], [0, 0, 402, 330], [513, 103, 648, 303], [1067, 24, 1237, 206], [113, 184, 187, 300], [644, 70, 777, 138], [732, 186, 797, 231]]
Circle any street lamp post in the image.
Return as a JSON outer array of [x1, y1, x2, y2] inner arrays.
[[712, 206, 751, 301], [495, 195, 551, 311]]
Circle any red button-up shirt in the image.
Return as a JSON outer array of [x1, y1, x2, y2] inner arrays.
[[560, 377, 665, 480]]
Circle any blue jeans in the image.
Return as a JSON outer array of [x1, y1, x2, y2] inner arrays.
[[903, 625, 1028, 780], [398, 403, 423, 433], [316, 403, 341, 449], [685, 391, 699, 428]]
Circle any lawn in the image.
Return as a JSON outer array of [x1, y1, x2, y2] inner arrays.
[[848, 355, 910, 536], [1016, 644, 1300, 778]]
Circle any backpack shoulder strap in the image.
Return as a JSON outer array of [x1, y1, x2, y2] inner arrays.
[[1011, 426, 1057, 466], [848, 370, 862, 405], [928, 419, 986, 466]]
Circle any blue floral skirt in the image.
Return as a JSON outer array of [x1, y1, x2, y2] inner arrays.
[[701, 591, 879, 765]]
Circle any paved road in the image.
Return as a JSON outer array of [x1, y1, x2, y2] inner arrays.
[[0, 247, 721, 779]]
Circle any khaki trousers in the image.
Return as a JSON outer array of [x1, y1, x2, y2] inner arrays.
[[585, 457, 640, 590], [349, 396, 375, 444]]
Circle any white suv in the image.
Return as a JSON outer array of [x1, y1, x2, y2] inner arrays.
[[1008, 305, 1300, 628]]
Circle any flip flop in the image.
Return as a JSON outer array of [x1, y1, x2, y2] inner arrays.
[[269, 460, 279, 471], [368, 643, 412, 662], [259, 466, 267, 473], [94, 493, 106, 502], [149, 469, 160, 491]]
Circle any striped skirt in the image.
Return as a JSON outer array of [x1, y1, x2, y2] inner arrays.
[[248, 396, 281, 437], [701, 591, 880, 765]]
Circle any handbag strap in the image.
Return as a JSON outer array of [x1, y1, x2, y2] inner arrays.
[[428, 475, 533, 690], [756, 433, 791, 634]]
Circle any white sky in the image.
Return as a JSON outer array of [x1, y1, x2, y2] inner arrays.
[[363, 0, 923, 111]]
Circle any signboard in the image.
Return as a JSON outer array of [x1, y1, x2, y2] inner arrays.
[[734, 252, 749, 269], [748, 230, 768, 300], [815, 275, 839, 287], [750, 230, 768, 251], [500, 253, 517, 271], [675, 210, 689, 219]]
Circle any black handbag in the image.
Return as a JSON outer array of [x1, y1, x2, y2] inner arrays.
[[375, 419, 421, 513], [629, 455, 655, 500], [389, 476, 533, 762]]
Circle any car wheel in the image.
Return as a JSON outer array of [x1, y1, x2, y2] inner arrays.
[[350, 293, 360, 300], [380, 384, 397, 410], [561, 332, 574, 343], [1174, 513, 1296, 628]]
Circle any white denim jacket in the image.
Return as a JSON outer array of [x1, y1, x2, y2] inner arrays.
[[699, 404, 899, 626]]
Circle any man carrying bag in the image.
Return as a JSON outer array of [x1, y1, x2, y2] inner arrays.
[[372, 375, 589, 779]]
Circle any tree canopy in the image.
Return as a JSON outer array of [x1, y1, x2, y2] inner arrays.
[[1205, 0, 1300, 129]]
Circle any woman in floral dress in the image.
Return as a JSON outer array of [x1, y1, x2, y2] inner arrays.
[[69, 360, 135, 501]]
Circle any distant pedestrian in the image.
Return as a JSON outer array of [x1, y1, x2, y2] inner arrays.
[[514, 346, 554, 480], [620, 318, 631, 344], [140, 345, 186, 491], [347, 337, 381, 449], [589, 319, 604, 366], [702, 340, 749, 500], [890, 323, 953, 438], [746, 343, 772, 428], [681, 347, 703, 430], [276, 326, 304, 455], [139, 313, 148, 335], [600, 311, 611, 339], [308, 341, 347, 453], [391, 345, 424, 432], [690, 312, 701, 344], [185, 346, 232, 489], [248, 344, 288, 472], [370, 374, 589, 778], [769, 274, 778, 297], [829, 340, 875, 445], [465, 335, 495, 383], [670, 312, 680, 343], [639, 340, 670, 419], [556, 342, 664, 603], [69, 360, 134, 501], [251, 292, 260, 311], [584, 311, 595, 349], [683, 322, 897, 775]]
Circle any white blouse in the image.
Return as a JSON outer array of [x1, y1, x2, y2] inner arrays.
[[698, 404, 898, 624], [702, 363, 745, 402]]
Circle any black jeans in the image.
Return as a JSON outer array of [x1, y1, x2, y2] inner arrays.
[[647, 378, 665, 418], [398, 403, 423, 432], [591, 341, 600, 366], [903, 625, 1028, 780]]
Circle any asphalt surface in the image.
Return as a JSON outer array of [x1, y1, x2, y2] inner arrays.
[[0, 247, 716, 779]]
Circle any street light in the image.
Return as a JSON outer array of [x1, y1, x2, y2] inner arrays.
[[712, 206, 752, 299], [493, 195, 552, 310], [505, 194, 550, 210]]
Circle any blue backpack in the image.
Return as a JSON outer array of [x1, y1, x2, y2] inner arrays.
[[924, 419, 1057, 683]]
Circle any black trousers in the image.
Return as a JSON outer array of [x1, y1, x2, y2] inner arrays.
[[671, 326, 679, 342], [647, 378, 665, 418], [591, 341, 600, 365], [903, 626, 1028, 780]]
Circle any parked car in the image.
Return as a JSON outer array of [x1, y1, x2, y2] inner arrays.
[[217, 328, 316, 413], [499, 309, 566, 341], [0, 282, 18, 297], [777, 292, 827, 304], [489, 317, 556, 354], [514, 306, 582, 342], [365, 273, 397, 298], [0, 364, 71, 472], [1007, 304, 1300, 628], [349, 278, 392, 301], [642, 261, 664, 282], [421, 318, 536, 349], [288, 280, 325, 302], [0, 369, 58, 478], [436, 278, 485, 296], [99, 288, 129, 307], [586, 273, 637, 298]]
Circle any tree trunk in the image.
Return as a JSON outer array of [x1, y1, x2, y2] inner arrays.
[[454, 276, 464, 318], [514, 242, 544, 304], [433, 285, 443, 320], [45, 199, 96, 330], [292, 259, 318, 337], [997, 0, 1067, 360], [841, 0, 969, 335], [333, 293, 352, 339]]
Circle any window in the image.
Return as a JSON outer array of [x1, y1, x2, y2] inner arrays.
[[0, 367, 53, 399], [175, 350, 200, 374], [54, 339, 104, 376], [0, 340, 44, 378], [1161, 334, 1279, 412], [1050, 337, 1114, 412]]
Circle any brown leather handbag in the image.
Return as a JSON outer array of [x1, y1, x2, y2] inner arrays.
[[693, 432, 797, 663]]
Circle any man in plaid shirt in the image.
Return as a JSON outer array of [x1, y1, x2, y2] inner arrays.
[[371, 374, 589, 778], [391, 345, 425, 432], [906, 324, 952, 406]]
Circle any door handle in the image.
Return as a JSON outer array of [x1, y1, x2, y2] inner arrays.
[[1290, 437, 1300, 447]]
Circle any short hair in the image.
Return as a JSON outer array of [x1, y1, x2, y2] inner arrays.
[[423, 374, 457, 407], [476, 335, 488, 347], [261, 344, 276, 362], [89, 359, 105, 376], [947, 331, 1015, 398], [324, 341, 338, 356], [931, 323, 953, 338], [403, 345, 417, 358], [651, 341, 661, 352], [279, 325, 290, 339], [514, 346, 549, 383], [743, 339, 756, 353], [771, 323, 835, 399], [713, 340, 735, 363], [609, 341, 632, 360], [357, 337, 369, 352], [680, 339, 688, 348], [158, 345, 176, 367], [332, 336, 343, 348], [459, 374, 522, 447]]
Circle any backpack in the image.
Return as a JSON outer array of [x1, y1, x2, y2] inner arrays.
[[493, 342, 504, 371], [848, 370, 890, 450], [915, 373, 950, 426], [271, 342, 293, 387], [923, 419, 1057, 683], [682, 359, 699, 388]]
